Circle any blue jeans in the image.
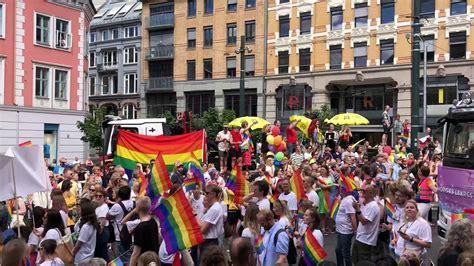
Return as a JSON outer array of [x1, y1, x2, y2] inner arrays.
[[335, 232, 353, 266], [287, 143, 295, 155]]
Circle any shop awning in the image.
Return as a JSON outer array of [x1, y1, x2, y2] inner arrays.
[[326, 77, 398, 90]]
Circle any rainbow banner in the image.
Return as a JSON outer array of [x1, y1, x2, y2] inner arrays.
[[290, 169, 307, 201], [226, 164, 249, 205], [301, 228, 327, 265], [147, 153, 172, 199], [330, 197, 341, 219], [153, 187, 204, 254], [187, 161, 206, 190], [114, 129, 206, 177], [107, 257, 124, 266], [339, 172, 357, 193], [385, 199, 396, 220], [255, 234, 264, 254], [451, 213, 474, 223], [183, 177, 197, 192]]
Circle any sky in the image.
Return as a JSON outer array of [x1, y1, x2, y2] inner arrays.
[[92, 0, 107, 9]]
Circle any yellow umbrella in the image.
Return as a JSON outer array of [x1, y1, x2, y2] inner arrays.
[[228, 116, 271, 130], [325, 113, 369, 125], [289, 115, 312, 137]]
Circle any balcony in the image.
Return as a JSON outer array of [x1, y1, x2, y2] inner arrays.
[[145, 13, 174, 30], [97, 63, 118, 73], [145, 45, 174, 61], [146, 77, 174, 91]]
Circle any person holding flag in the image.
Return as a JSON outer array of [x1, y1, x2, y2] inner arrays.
[[297, 207, 326, 265]]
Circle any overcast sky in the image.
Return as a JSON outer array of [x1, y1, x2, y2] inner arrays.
[[92, 0, 107, 9]]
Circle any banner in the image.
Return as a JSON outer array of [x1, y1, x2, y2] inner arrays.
[[438, 165, 474, 213]]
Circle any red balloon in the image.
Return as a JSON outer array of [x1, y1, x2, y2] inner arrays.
[[271, 126, 280, 136], [276, 143, 285, 152]]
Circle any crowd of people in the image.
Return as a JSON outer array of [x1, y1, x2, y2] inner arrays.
[[1, 115, 474, 266]]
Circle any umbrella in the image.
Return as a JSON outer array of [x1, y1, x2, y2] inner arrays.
[[289, 115, 312, 137], [228, 116, 271, 130], [324, 113, 370, 125]]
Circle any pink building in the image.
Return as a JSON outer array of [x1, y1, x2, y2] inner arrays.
[[0, 0, 95, 162]]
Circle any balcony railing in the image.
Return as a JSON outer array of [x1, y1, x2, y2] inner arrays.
[[145, 13, 174, 29], [146, 77, 174, 91], [97, 63, 118, 72], [145, 45, 174, 60]]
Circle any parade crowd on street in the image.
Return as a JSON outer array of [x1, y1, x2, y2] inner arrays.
[[1, 109, 474, 266]]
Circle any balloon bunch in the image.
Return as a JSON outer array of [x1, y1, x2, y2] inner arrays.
[[266, 126, 287, 163]]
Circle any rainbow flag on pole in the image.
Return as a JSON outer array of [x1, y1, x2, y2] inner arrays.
[[255, 234, 264, 254], [147, 153, 172, 199], [339, 172, 357, 193], [385, 198, 396, 220], [187, 161, 206, 190], [153, 187, 204, 254], [107, 257, 124, 266], [330, 197, 341, 219], [183, 177, 197, 192], [225, 164, 249, 205], [301, 228, 327, 265], [290, 169, 307, 201]]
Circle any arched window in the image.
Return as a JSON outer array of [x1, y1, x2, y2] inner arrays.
[[123, 103, 137, 119], [102, 103, 118, 116]]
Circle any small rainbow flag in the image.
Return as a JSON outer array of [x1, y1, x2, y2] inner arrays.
[[451, 213, 466, 221], [146, 153, 172, 199], [153, 187, 204, 254], [187, 161, 206, 190], [330, 197, 341, 219], [297, 210, 305, 219], [301, 228, 327, 265], [255, 234, 264, 254], [269, 191, 280, 203], [6, 200, 13, 223], [137, 167, 148, 197], [18, 140, 32, 147], [339, 172, 357, 193], [107, 257, 124, 266], [183, 177, 197, 192], [264, 172, 272, 185], [290, 169, 307, 201], [225, 164, 249, 204], [385, 199, 396, 220]]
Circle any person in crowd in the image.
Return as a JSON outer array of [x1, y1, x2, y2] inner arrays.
[[391, 199, 432, 264], [200, 245, 229, 266], [93, 186, 109, 262], [261, 124, 272, 161], [290, 145, 305, 168], [51, 195, 69, 234], [438, 218, 474, 265], [395, 169, 412, 192], [241, 120, 256, 171], [458, 250, 474, 266], [241, 203, 260, 244], [229, 125, 243, 166], [41, 209, 66, 243], [264, 157, 275, 177], [88, 166, 103, 186], [335, 188, 357, 266], [325, 124, 339, 152], [382, 105, 391, 146], [39, 239, 64, 266], [199, 185, 224, 259], [1, 238, 28, 266], [296, 207, 324, 265], [27, 206, 46, 264], [73, 200, 98, 264], [60, 180, 77, 229], [273, 199, 292, 229], [351, 185, 381, 264], [230, 237, 257, 266], [189, 184, 205, 220], [278, 178, 298, 214], [244, 180, 270, 210], [216, 124, 231, 171], [286, 119, 300, 155], [317, 166, 337, 233], [170, 162, 185, 186], [415, 165, 437, 221], [339, 126, 352, 149], [138, 251, 160, 266], [393, 114, 403, 142], [303, 174, 320, 208], [257, 209, 289, 266]]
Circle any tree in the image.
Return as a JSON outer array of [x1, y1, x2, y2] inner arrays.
[[76, 106, 106, 149], [307, 105, 335, 132]]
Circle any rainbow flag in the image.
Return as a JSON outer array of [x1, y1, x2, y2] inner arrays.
[[107, 257, 124, 266], [317, 177, 336, 215], [297, 210, 305, 219], [385, 199, 396, 220], [153, 187, 204, 254], [301, 228, 327, 265], [290, 169, 307, 201], [114, 129, 206, 178], [330, 197, 341, 219], [255, 234, 264, 254], [269, 191, 280, 203], [183, 177, 197, 192], [146, 153, 172, 199], [137, 167, 148, 197], [339, 172, 357, 193], [451, 213, 466, 221], [18, 140, 32, 147], [264, 172, 272, 185], [226, 164, 249, 205], [6, 200, 13, 223], [187, 161, 205, 190]]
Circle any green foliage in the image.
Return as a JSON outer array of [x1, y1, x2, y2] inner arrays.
[[307, 105, 336, 132], [193, 108, 236, 140], [162, 111, 183, 135], [76, 106, 106, 149]]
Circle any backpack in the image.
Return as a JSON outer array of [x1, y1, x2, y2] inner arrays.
[[274, 228, 297, 264], [118, 201, 137, 248]]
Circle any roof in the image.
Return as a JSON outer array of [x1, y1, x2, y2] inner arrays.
[[91, 0, 141, 27], [108, 118, 167, 125]]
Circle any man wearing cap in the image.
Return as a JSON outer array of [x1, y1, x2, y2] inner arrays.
[[216, 125, 231, 171]]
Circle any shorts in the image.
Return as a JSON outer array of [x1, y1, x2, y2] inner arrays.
[[218, 150, 228, 158], [383, 125, 391, 134], [229, 148, 241, 158], [242, 151, 251, 166]]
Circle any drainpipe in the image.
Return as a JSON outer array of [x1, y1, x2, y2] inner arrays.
[[262, 0, 268, 119]]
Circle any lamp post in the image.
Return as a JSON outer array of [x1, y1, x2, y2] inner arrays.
[[409, 0, 422, 156], [235, 35, 252, 117]]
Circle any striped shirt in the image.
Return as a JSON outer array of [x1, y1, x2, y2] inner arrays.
[[290, 152, 304, 167]]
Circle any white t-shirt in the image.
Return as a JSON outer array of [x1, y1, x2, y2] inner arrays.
[[242, 227, 256, 244], [28, 227, 44, 247], [356, 200, 381, 246], [159, 240, 176, 264], [306, 190, 320, 208], [190, 195, 205, 220], [395, 217, 432, 256], [108, 199, 134, 241], [217, 131, 231, 151], [336, 196, 356, 235], [278, 192, 298, 211], [59, 210, 68, 229], [39, 257, 65, 266], [42, 229, 62, 242], [201, 202, 224, 239], [277, 216, 291, 229], [257, 198, 271, 210], [74, 223, 97, 264], [95, 203, 110, 227], [311, 229, 324, 248]]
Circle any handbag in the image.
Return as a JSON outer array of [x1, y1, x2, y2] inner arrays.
[[54, 229, 74, 266]]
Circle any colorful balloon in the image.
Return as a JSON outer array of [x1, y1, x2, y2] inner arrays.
[[271, 126, 280, 136], [266, 135, 275, 145], [275, 151, 284, 161], [274, 136, 283, 146], [276, 143, 285, 152], [268, 145, 276, 153]]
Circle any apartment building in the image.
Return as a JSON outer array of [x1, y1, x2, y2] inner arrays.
[[88, 0, 142, 119], [266, 0, 473, 141], [0, 0, 95, 160]]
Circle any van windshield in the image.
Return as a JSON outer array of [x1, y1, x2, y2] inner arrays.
[[445, 122, 474, 157]]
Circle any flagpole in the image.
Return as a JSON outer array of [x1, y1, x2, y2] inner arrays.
[[10, 159, 21, 238]]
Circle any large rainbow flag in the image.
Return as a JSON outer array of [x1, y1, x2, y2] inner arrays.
[[301, 228, 327, 265], [290, 169, 307, 201], [226, 164, 249, 205], [114, 129, 206, 176], [147, 153, 172, 198], [153, 187, 204, 254], [339, 172, 357, 193]]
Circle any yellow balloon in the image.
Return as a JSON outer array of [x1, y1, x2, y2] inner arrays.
[[266, 135, 275, 145]]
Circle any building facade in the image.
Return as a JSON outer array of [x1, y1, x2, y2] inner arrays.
[[0, 0, 95, 161], [88, 0, 142, 119], [266, 0, 474, 141]]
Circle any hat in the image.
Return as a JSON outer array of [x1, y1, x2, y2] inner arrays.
[[223, 124, 229, 128], [266, 151, 275, 158]]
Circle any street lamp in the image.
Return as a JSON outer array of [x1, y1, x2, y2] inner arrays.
[[235, 35, 252, 117]]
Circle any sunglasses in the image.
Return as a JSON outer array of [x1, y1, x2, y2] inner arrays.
[[95, 194, 104, 198]]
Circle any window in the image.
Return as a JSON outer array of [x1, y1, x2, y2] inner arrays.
[[381, 0, 394, 24], [245, 55, 255, 76], [186, 92, 215, 115], [278, 51, 289, 73], [354, 42, 367, 67], [280, 0, 290, 3], [187, 28, 196, 48], [55, 19, 70, 49], [279, 15, 290, 37], [0, 4, 4, 37], [299, 48, 311, 72], [204, 26, 213, 47], [35, 66, 50, 98], [331, 7, 343, 30], [124, 73, 137, 94], [420, 35, 435, 62], [111, 28, 119, 40], [355, 3, 368, 28], [187, 60, 196, 80], [102, 30, 109, 41], [245, 21, 256, 43], [103, 50, 117, 66], [147, 93, 177, 117], [89, 52, 96, 67], [228, 0, 237, 11], [300, 12, 311, 34], [276, 85, 312, 119], [124, 26, 139, 38], [101, 76, 109, 95], [246, 0, 256, 8], [188, 0, 196, 16], [380, 39, 394, 65], [330, 45, 342, 69], [111, 75, 118, 94], [89, 32, 96, 43], [54, 70, 68, 100], [204, 0, 213, 14], [451, 0, 466, 15], [123, 104, 137, 119], [89, 76, 96, 96], [204, 59, 213, 79], [227, 57, 236, 78], [450, 31, 466, 60], [124, 47, 138, 64], [225, 90, 258, 117], [420, 0, 435, 18], [227, 23, 237, 44], [36, 14, 51, 45]]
